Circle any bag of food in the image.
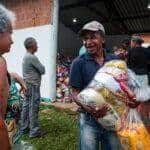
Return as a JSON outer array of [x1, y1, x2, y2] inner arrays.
[[117, 108, 150, 150], [78, 87, 125, 130], [77, 60, 146, 131]]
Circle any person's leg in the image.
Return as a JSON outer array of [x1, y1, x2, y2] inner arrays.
[[79, 112, 102, 150], [29, 84, 41, 137], [102, 129, 123, 150], [20, 85, 30, 134]]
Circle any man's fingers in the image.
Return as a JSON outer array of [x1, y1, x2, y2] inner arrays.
[[126, 100, 140, 108]]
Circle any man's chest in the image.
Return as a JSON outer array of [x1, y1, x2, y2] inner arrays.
[[81, 61, 100, 86]]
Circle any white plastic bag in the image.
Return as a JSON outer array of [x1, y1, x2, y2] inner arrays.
[[77, 60, 150, 131]]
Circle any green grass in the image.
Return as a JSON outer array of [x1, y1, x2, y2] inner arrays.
[[21, 105, 78, 150]]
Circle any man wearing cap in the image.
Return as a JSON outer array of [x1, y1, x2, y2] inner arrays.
[[127, 35, 150, 129], [69, 21, 122, 150], [127, 35, 150, 79]]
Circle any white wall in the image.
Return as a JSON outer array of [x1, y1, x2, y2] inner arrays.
[[4, 0, 59, 100], [4, 25, 54, 98]]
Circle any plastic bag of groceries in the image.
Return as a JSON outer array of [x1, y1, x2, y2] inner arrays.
[[117, 108, 150, 150], [77, 60, 150, 131]]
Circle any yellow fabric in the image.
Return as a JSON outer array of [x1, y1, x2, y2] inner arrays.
[[118, 123, 150, 150], [6, 120, 17, 146], [105, 60, 127, 71], [97, 87, 126, 115]]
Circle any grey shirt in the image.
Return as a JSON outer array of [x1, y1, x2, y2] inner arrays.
[[22, 52, 45, 85]]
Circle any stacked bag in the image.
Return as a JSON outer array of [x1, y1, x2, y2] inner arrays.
[[56, 53, 73, 102], [77, 60, 150, 150]]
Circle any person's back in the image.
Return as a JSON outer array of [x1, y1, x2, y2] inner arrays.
[[128, 36, 150, 129], [128, 46, 150, 74]]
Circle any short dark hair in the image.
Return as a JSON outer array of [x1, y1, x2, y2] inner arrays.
[[121, 38, 130, 45], [24, 37, 37, 49]]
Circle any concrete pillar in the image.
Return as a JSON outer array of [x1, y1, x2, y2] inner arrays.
[[49, 0, 59, 100]]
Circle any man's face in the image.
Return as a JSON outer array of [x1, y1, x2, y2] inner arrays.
[[0, 25, 13, 55], [82, 31, 104, 55], [114, 48, 125, 55], [122, 43, 129, 50], [31, 42, 38, 54]]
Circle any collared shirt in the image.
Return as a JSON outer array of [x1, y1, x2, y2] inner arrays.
[[69, 52, 118, 91]]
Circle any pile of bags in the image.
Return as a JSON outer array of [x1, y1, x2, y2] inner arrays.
[[56, 65, 70, 103], [56, 53, 73, 103], [56, 53, 72, 102], [77, 60, 150, 149]]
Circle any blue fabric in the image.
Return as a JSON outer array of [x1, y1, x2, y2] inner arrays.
[[69, 52, 118, 90], [6, 79, 20, 120], [79, 113, 123, 150], [79, 46, 86, 56], [20, 82, 41, 137]]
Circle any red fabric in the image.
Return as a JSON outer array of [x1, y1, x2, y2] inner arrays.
[[137, 101, 150, 123]]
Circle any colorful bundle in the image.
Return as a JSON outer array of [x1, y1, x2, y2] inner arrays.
[[77, 60, 150, 130]]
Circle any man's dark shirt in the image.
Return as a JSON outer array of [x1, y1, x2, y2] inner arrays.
[[127, 47, 150, 75], [69, 52, 118, 91]]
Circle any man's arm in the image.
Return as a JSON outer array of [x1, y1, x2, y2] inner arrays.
[[71, 87, 108, 118], [69, 58, 108, 118], [69, 59, 98, 113], [70, 87, 93, 110], [10, 72, 27, 94], [69, 58, 83, 90], [31, 56, 45, 75]]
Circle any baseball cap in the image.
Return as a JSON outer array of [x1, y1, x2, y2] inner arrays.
[[131, 36, 144, 44], [79, 21, 105, 37]]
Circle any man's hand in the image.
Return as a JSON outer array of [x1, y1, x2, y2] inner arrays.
[[126, 100, 140, 108], [19, 85, 27, 94], [92, 104, 110, 118], [71, 87, 109, 118]]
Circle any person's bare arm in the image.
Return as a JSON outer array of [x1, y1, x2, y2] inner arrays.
[[0, 57, 9, 118], [10, 72, 27, 94]]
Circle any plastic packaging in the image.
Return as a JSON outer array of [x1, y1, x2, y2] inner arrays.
[[77, 60, 150, 131], [118, 109, 150, 150]]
